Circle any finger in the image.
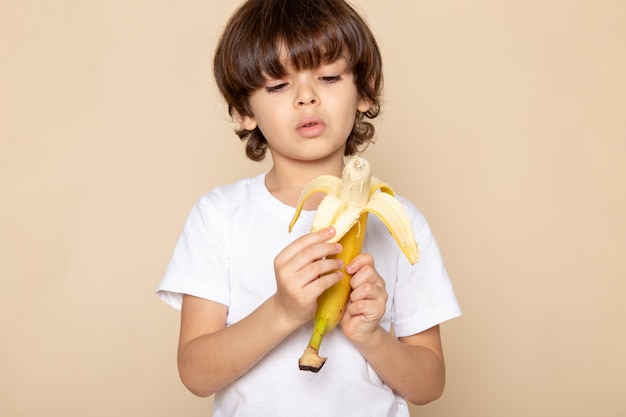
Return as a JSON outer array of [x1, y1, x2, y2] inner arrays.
[[288, 241, 343, 276], [275, 229, 340, 271], [345, 298, 384, 322], [350, 266, 385, 293], [306, 270, 344, 298], [299, 257, 344, 286], [350, 281, 387, 304], [345, 252, 375, 275], [280, 227, 336, 261]]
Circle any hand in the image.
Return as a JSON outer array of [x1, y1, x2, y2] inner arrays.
[[273, 227, 345, 327], [340, 253, 388, 342]]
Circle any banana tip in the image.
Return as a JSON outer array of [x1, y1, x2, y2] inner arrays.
[[298, 346, 327, 373]]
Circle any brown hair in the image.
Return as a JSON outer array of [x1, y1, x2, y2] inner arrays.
[[213, 0, 383, 161]]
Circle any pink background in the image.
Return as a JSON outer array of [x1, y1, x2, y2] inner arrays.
[[1, 1, 625, 415]]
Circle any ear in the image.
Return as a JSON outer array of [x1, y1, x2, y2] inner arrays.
[[357, 96, 372, 113], [233, 109, 258, 131], [357, 76, 376, 113]]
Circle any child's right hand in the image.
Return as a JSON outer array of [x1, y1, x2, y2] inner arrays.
[[273, 227, 344, 327]]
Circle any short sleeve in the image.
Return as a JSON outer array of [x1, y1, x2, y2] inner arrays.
[[391, 199, 462, 337], [156, 194, 231, 310]]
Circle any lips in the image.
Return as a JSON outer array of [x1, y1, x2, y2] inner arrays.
[[296, 116, 326, 138]]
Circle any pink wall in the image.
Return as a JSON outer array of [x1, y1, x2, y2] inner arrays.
[[1, 1, 624, 415]]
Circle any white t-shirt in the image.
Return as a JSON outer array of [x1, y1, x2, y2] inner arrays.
[[157, 173, 461, 417]]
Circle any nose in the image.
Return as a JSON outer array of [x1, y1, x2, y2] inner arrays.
[[294, 81, 319, 107]]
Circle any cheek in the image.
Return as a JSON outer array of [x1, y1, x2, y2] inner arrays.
[[254, 112, 287, 139], [334, 96, 360, 124]]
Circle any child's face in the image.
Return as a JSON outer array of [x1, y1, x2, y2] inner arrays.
[[237, 54, 371, 164]]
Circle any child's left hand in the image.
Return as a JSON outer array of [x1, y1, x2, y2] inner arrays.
[[340, 253, 388, 343]]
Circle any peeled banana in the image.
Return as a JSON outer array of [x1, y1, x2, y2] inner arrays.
[[289, 156, 419, 372]]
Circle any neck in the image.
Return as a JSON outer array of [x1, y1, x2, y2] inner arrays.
[[265, 155, 345, 209]]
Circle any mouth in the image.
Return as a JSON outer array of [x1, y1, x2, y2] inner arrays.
[[296, 117, 326, 137], [297, 117, 323, 129]]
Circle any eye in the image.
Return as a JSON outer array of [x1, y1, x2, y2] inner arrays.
[[320, 75, 342, 84], [266, 82, 288, 93]]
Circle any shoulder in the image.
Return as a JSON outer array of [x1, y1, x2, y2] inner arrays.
[[395, 194, 427, 230], [180, 173, 267, 232], [393, 194, 441, 253], [196, 173, 267, 209]]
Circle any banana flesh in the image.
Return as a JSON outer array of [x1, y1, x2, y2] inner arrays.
[[289, 156, 419, 264], [290, 156, 420, 372]]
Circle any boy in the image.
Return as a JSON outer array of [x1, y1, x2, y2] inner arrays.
[[157, 0, 461, 415]]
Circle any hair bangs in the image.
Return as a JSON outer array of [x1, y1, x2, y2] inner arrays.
[[282, 28, 347, 72], [254, 6, 351, 80]]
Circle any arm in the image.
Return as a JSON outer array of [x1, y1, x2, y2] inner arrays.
[[177, 227, 344, 397], [341, 254, 446, 405], [352, 325, 445, 405]]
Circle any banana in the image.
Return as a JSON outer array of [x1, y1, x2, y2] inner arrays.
[[289, 156, 419, 372]]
